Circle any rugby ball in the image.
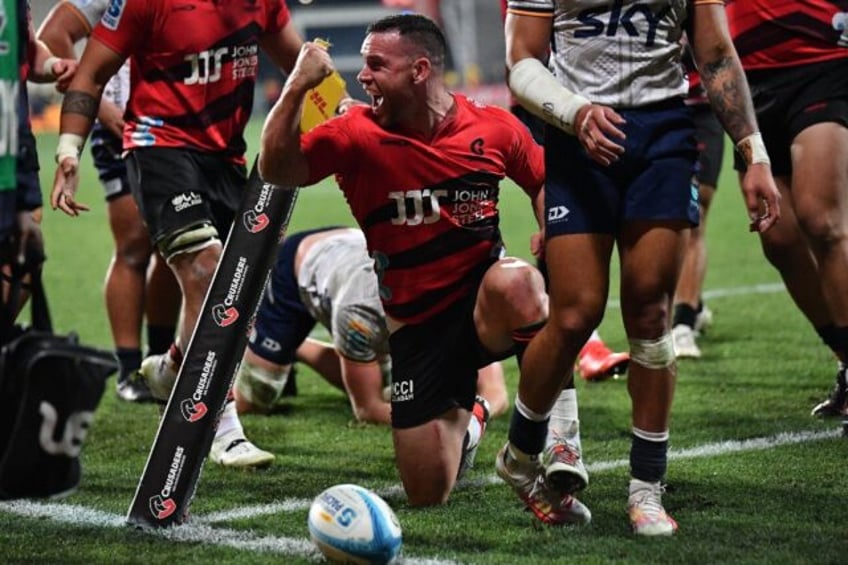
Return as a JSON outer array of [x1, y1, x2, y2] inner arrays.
[[307, 484, 402, 564]]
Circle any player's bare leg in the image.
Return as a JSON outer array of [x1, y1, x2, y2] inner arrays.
[[672, 183, 715, 359], [107, 194, 154, 402], [619, 220, 685, 536], [791, 123, 848, 416], [144, 251, 179, 355]]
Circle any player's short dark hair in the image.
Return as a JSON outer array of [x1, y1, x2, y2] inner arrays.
[[366, 13, 446, 69]]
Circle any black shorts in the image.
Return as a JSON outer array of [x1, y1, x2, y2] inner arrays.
[[388, 288, 506, 429], [734, 57, 848, 176], [125, 147, 246, 246], [692, 105, 725, 188]]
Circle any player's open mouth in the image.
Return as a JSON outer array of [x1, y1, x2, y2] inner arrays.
[[371, 95, 383, 111]]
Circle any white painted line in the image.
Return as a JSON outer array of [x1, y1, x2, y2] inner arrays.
[[3, 425, 838, 564], [606, 282, 785, 309], [587, 427, 841, 472], [0, 282, 822, 563]]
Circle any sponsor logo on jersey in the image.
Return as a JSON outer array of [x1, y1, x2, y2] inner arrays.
[[575, 0, 673, 47], [230, 44, 258, 80], [102, 0, 126, 31], [449, 186, 496, 225], [470, 138, 484, 155], [185, 48, 227, 85]]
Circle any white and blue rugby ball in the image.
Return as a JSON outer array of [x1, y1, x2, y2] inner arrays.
[[308, 483, 402, 565]]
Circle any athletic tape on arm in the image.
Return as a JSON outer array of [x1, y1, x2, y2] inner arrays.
[[508, 57, 590, 135]]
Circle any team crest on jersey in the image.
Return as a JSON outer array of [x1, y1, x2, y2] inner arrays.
[[102, 0, 126, 31]]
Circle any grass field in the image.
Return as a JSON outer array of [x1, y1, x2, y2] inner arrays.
[[1, 123, 847, 564]]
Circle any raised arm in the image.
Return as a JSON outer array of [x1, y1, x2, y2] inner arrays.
[[258, 42, 335, 186]]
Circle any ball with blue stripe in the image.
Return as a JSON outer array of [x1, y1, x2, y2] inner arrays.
[[308, 484, 402, 564]]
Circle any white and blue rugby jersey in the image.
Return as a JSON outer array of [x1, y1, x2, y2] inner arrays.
[[68, 0, 130, 110], [507, 0, 691, 108], [297, 229, 390, 363]]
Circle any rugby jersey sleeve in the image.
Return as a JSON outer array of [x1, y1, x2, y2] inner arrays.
[[507, 0, 554, 18], [65, 0, 111, 31], [265, 0, 292, 34], [90, 0, 152, 57], [301, 115, 356, 186], [504, 113, 545, 198]]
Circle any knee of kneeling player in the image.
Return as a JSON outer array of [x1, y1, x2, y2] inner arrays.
[[490, 259, 548, 322]]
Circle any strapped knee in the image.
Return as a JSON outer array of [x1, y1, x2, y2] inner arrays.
[[234, 358, 290, 412], [629, 334, 675, 369], [158, 222, 219, 262]]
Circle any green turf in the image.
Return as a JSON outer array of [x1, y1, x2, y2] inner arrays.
[[1, 124, 846, 564]]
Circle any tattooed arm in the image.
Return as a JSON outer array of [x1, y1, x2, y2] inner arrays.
[[52, 38, 127, 216], [689, 3, 781, 233]]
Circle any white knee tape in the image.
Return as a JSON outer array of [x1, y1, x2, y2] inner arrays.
[[234, 359, 290, 411], [160, 222, 220, 262], [629, 334, 675, 369]]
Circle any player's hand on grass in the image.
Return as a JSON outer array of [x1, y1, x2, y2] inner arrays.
[[51, 157, 89, 217], [575, 104, 626, 166]]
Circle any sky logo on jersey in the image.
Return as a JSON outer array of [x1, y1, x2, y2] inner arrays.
[[179, 398, 208, 422], [102, 0, 126, 31], [212, 304, 239, 327], [575, 1, 673, 47]]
